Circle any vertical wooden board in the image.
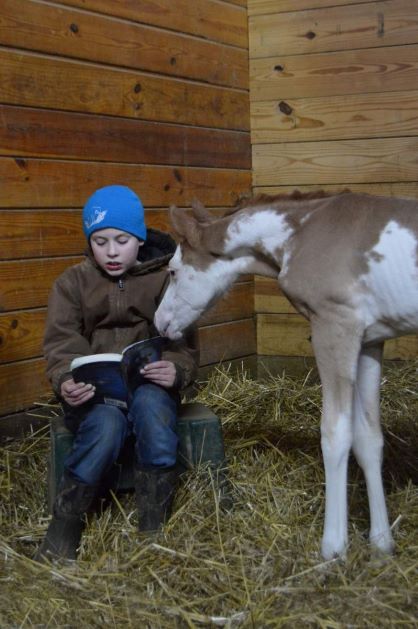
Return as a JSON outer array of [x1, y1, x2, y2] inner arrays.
[[250, 45, 418, 100], [55, 0, 248, 48], [249, 1, 418, 58], [250, 90, 418, 144], [0, 158, 252, 209], [248, 0, 377, 16], [252, 137, 418, 186], [1, 0, 248, 89], [0, 50, 249, 131]]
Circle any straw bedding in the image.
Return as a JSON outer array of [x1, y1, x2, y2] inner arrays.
[[1, 361, 417, 627]]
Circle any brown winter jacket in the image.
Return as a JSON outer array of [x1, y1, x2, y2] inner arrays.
[[44, 229, 199, 396]]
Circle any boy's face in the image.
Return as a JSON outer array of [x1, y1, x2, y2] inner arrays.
[[90, 228, 143, 276]]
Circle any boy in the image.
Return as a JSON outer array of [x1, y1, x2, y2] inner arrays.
[[36, 185, 199, 562]]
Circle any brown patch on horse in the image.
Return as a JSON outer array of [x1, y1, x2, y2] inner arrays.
[[169, 206, 203, 248]]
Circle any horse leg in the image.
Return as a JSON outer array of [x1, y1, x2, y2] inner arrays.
[[311, 319, 361, 559], [352, 343, 394, 554]]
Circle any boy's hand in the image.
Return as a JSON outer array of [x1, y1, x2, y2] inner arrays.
[[140, 360, 177, 388], [61, 378, 95, 406]]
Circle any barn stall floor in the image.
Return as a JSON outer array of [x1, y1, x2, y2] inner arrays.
[[1, 362, 417, 628]]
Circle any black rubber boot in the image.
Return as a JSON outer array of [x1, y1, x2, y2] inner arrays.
[[35, 473, 97, 563], [135, 465, 180, 534]]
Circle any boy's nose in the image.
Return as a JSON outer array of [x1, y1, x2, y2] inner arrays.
[[107, 243, 118, 257]]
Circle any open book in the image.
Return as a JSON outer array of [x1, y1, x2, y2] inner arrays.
[[70, 336, 164, 409]]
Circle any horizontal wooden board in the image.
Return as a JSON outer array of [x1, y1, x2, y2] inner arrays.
[[253, 182, 418, 199], [249, 1, 418, 58], [56, 0, 248, 48], [2, 0, 248, 90], [0, 309, 45, 363], [0, 282, 253, 364], [254, 277, 297, 314], [0, 257, 82, 312], [384, 335, 418, 360], [0, 157, 252, 209], [199, 281, 254, 326], [0, 208, 196, 259], [0, 105, 250, 169], [0, 358, 50, 416], [252, 137, 418, 186], [258, 313, 418, 359], [257, 313, 312, 356], [250, 89, 418, 143], [248, 0, 379, 17], [0, 210, 84, 260], [250, 44, 418, 100], [199, 318, 256, 365], [0, 49, 249, 131]]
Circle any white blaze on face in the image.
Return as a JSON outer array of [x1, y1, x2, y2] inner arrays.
[[154, 247, 220, 339]]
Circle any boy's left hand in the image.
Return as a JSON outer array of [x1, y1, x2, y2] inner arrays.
[[140, 360, 177, 388]]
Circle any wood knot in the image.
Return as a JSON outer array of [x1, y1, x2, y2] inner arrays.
[[69, 23, 79, 34], [305, 31, 316, 40], [170, 57, 177, 66], [278, 101, 293, 115], [274, 64, 284, 72]]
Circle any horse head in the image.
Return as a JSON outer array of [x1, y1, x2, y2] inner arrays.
[[154, 203, 240, 339]]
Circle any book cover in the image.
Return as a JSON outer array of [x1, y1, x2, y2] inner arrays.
[[71, 337, 164, 409]]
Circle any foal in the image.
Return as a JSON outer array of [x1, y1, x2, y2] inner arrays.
[[154, 191, 418, 559]]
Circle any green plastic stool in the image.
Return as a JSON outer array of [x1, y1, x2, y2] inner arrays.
[[48, 402, 231, 512]]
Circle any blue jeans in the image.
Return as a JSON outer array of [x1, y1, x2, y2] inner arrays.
[[64, 384, 179, 485]]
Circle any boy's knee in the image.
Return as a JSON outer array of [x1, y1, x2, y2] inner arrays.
[[84, 405, 127, 447]]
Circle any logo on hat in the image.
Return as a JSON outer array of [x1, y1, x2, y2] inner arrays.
[[84, 207, 107, 230]]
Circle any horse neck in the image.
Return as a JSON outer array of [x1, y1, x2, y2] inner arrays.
[[219, 205, 298, 273]]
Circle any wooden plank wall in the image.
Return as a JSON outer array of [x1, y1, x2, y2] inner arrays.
[[249, 0, 418, 360], [0, 0, 253, 418]]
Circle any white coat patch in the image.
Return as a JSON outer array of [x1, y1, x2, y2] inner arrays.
[[225, 210, 294, 257]]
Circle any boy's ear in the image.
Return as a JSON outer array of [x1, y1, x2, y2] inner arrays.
[[169, 206, 203, 249]]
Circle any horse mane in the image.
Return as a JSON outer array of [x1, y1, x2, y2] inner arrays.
[[225, 188, 351, 216]]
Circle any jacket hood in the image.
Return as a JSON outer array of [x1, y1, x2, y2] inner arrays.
[[138, 228, 176, 263]]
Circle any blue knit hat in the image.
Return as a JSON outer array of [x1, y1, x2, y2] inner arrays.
[[82, 185, 146, 241]]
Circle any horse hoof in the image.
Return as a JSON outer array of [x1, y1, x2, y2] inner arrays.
[[321, 538, 347, 561], [370, 532, 395, 556]]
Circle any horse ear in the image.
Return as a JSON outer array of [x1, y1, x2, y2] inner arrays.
[[169, 206, 203, 248], [191, 199, 215, 223]]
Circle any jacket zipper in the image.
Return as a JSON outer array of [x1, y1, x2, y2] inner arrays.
[[118, 278, 125, 291]]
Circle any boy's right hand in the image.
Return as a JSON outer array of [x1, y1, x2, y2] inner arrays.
[[61, 378, 95, 407]]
